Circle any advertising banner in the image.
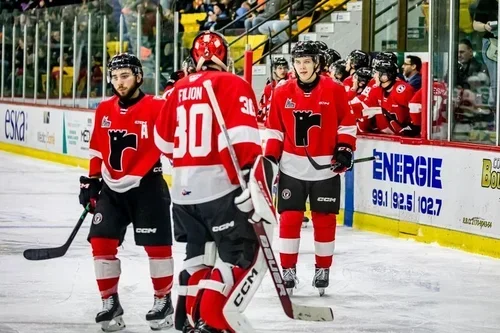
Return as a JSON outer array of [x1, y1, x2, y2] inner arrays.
[[29, 107, 63, 153], [63, 111, 94, 159], [355, 138, 500, 239], [1, 104, 29, 146]]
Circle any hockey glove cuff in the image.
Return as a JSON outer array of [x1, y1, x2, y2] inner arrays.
[[331, 145, 354, 173], [235, 188, 253, 213], [79, 176, 102, 213]]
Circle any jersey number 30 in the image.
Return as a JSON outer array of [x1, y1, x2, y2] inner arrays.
[[174, 103, 212, 158]]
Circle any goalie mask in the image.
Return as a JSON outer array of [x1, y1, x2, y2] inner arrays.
[[191, 31, 230, 71]]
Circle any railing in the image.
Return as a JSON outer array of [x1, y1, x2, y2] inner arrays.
[[250, 0, 352, 66], [374, 0, 424, 36], [0, 0, 172, 108]]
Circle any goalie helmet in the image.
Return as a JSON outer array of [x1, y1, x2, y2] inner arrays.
[[107, 53, 143, 84], [191, 31, 230, 71]]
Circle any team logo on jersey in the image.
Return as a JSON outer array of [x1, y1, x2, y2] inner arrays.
[[281, 188, 291, 200], [182, 189, 192, 196], [319, 101, 330, 105], [396, 85, 406, 93], [93, 213, 103, 225], [101, 116, 111, 128], [285, 99, 296, 108]]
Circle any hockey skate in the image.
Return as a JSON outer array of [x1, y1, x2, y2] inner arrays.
[[282, 267, 299, 295], [195, 320, 229, 333], [95, 293, 126, 332], [312, 267, 330, 297], [146, 294, 174, 330]]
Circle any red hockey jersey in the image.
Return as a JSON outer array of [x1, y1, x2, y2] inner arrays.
[[265, 76, 357, 181], [408, 81, 447, 127], [154, 70, 262, 204], [258, 80, 276, 123], [89, 94, 165, 193], [357, 80, 415, 134]]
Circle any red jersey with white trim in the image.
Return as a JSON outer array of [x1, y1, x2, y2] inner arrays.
[[357, 79, 415, 134], [154, 70, 262, 204], [265, 76, 357, 181], [89, 94, 165, 193], [409, 81, 447, 127], [258, 80, 276, 123]]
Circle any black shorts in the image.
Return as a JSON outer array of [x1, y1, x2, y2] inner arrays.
[[172, 189, 257, 269], [277, 172, 341, 214], [88, 173, 172, 246]]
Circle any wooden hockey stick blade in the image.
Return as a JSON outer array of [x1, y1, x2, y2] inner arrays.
[[303, 145, 377, 171], [252, 222, 334, 321], [23, 206, 90, 260]]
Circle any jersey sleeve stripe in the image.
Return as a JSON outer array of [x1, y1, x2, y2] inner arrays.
[[265, 128, 284, 142], [409, 103, 422, 114], [362, 106, 383, 118], [337, 125, 357, 138], [89, 148, 103, 159], [154, 126, 174, 154], [218, 125, 261, 152]]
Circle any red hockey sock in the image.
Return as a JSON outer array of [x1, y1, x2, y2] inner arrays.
[[199, 266, 246, 331], [279, 211, 304, 268], [91, 237, 120, 298], [186, 267, 211, 326], [144, 245, 174, 297], [311, 212, 336, 268]]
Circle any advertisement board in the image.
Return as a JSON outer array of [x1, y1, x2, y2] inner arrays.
[[63, 111, 94, 159], [29, 107, 63, 153], [354, 138, 500, 238], [1, 104, 29, 146]]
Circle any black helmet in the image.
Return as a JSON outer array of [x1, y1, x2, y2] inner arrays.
[[273, 56, 289, 68], [347, 49, 370, 70], [372, 52, 397, 68], [291, 41, 320, 61], [315, 41, 329, 51], [373, 59, 398, 81], [354, 67, 373, 85], [325, 49, 341, 68], [330, 59, 348, 81], [107, 53, 143, 83]]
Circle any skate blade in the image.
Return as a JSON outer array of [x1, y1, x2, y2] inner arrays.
[[100, 316, 126, 332], [149, 314, 174, 331], [317, 288, 325, 297]]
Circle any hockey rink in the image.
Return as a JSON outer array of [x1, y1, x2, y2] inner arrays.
[[1, 151, 500, 333]]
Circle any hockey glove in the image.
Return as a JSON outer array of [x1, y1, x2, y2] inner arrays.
[[331, 145, 353, 173], [79, 176, 102, 213], [399, 123, 421, 137]]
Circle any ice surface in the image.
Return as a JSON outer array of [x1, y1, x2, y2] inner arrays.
[[1, 151, 500, 333]]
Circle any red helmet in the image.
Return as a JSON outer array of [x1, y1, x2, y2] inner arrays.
[[190, 31, 230, 71]]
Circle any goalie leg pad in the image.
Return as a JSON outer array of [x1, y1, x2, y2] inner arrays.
[[311, 212, 336, 268]]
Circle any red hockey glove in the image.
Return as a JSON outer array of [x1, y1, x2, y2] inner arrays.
[[79, 176, 102, 213], [331, 145, 353, 173]]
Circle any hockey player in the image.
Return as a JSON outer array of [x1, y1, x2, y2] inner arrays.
[[329, 59, 348, 82], [343, 49, 370, 91], [154, 31, 265, 333], [264, 41, 357, 296], [347, 67, 373, 119], [258, 56, 289, 123], [79, 53, 174, 332], [357, 59, 415, 134]]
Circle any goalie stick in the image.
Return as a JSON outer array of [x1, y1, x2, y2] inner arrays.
[[23, 204, 90, 260], [202, 80, 334, 325], [303, 141, 377, 171]]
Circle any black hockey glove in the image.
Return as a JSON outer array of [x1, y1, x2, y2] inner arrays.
[[79, 176, 102, 213], [331, 145, 353, 173], [399, 124, 421, 137]]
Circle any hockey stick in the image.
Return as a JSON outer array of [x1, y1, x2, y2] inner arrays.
[[303, 143, 377, 171], [23, 204, 90, 260], [202, 79, 334, 323]]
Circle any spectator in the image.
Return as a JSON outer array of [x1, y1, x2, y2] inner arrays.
[[402, 55, 422, 91], [457, 38, 489, 87], [184, 0, 205, 13], [233, 1, 250, 28], [244, 0, 285, 36], [473, 0, 498, 107]]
